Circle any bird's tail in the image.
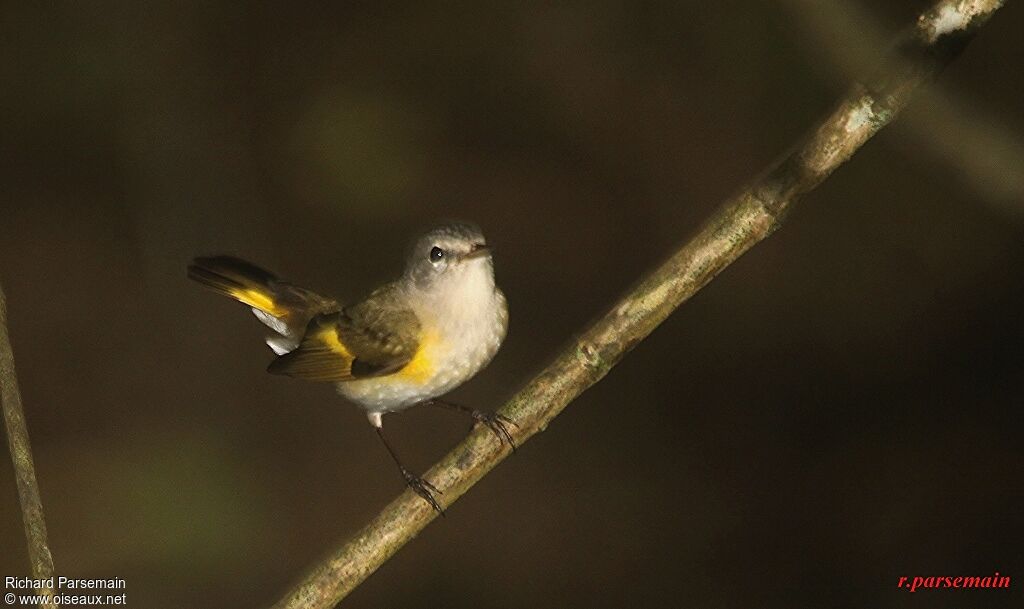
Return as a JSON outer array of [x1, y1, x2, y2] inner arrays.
[[188, 256, 288, 316], [187, 256, 338, 354]]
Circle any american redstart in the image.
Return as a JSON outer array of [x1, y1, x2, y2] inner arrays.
[[188, 222, 512, 513]]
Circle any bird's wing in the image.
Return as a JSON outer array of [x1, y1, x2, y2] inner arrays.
[[266, 284, 420, 382]]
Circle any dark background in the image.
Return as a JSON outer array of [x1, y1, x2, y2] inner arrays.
[[2, 2, 1022, 608]]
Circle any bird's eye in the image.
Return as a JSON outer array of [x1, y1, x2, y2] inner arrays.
[[429, 246, 445, 262]]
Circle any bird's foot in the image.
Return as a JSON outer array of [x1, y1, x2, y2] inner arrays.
[[400, 466, 444, 515], [469, 410, 519, 452], [425, 399, 519, 451]]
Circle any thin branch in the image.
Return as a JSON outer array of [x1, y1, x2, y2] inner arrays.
[[783, 0, 1024, 215], [1, 282, 56, 607], [272, 1, 1005, 607]]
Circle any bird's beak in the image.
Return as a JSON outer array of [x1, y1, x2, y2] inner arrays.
[[462, 243, 490, 260]]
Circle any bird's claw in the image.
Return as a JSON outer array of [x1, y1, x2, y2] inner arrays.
[[400, 467, 444, 515], [471, 410, 518, 452]]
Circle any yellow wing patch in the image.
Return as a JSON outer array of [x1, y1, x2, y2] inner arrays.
[[268, 308, 425, 383], [311, 325, 353, 359], [266, 324, 355, 381]]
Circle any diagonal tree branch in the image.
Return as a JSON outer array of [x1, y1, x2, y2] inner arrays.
[[1, 282, 56, 607], [272, 1, 1005, 607]]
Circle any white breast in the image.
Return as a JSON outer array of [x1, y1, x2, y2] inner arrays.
[[336, 259, 508, 414]]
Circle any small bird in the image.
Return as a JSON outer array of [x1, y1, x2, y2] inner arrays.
[[187, 222, 512, 513]]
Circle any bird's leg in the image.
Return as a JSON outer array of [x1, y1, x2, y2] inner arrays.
[[427, 398, 518, 451], [375, 426, 444, 515]]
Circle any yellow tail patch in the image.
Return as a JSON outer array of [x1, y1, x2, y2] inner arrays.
[[229, 288, 284, 317]]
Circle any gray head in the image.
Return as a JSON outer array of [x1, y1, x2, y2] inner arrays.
[[404, 222, 494, 292]]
